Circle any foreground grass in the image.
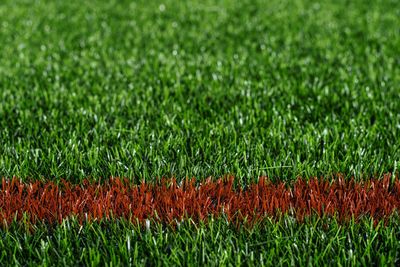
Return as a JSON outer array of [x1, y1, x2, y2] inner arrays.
[[1, 217, 399, 266], [0, 0, 399, 182]]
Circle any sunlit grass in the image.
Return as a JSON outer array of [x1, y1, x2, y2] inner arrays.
[[0, 0, 399, 265]]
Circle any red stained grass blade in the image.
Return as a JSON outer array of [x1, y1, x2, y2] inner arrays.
[[0, 174, 399, 226]]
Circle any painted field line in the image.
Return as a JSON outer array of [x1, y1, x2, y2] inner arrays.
[[0, 174, 399, 226]]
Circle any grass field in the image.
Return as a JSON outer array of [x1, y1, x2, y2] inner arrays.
[[0, 0, 399, 265], [2, 217, 400, 266]]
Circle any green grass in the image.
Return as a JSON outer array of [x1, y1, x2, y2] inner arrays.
[[1, 216, 400, 266], [1, 0, 400, 265], [0, 0, 399, 182]]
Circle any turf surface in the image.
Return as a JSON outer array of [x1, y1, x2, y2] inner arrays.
[[0, 0, 400, 265], [2, 217, 400, 266], [1, 0, 399, 182], [2, 176, 400, 225]]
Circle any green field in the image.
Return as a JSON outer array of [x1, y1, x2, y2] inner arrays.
[[2, 217, 400, 266], [0, 0, 399, 265]]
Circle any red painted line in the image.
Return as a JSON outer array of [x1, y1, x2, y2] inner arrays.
[[0, 174, 399, 225]]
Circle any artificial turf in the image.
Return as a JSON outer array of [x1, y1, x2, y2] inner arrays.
[[1, 0, 399, 182], [0, 0, 399, 265], [2, 217, 400, 266], [2, 175, 400, 226]]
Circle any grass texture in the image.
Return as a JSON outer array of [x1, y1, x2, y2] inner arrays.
[[2, 217, 400, 266], [0, 0, 400, 265], [0, 0, 399, 182], [1, 175, 400, 226]]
